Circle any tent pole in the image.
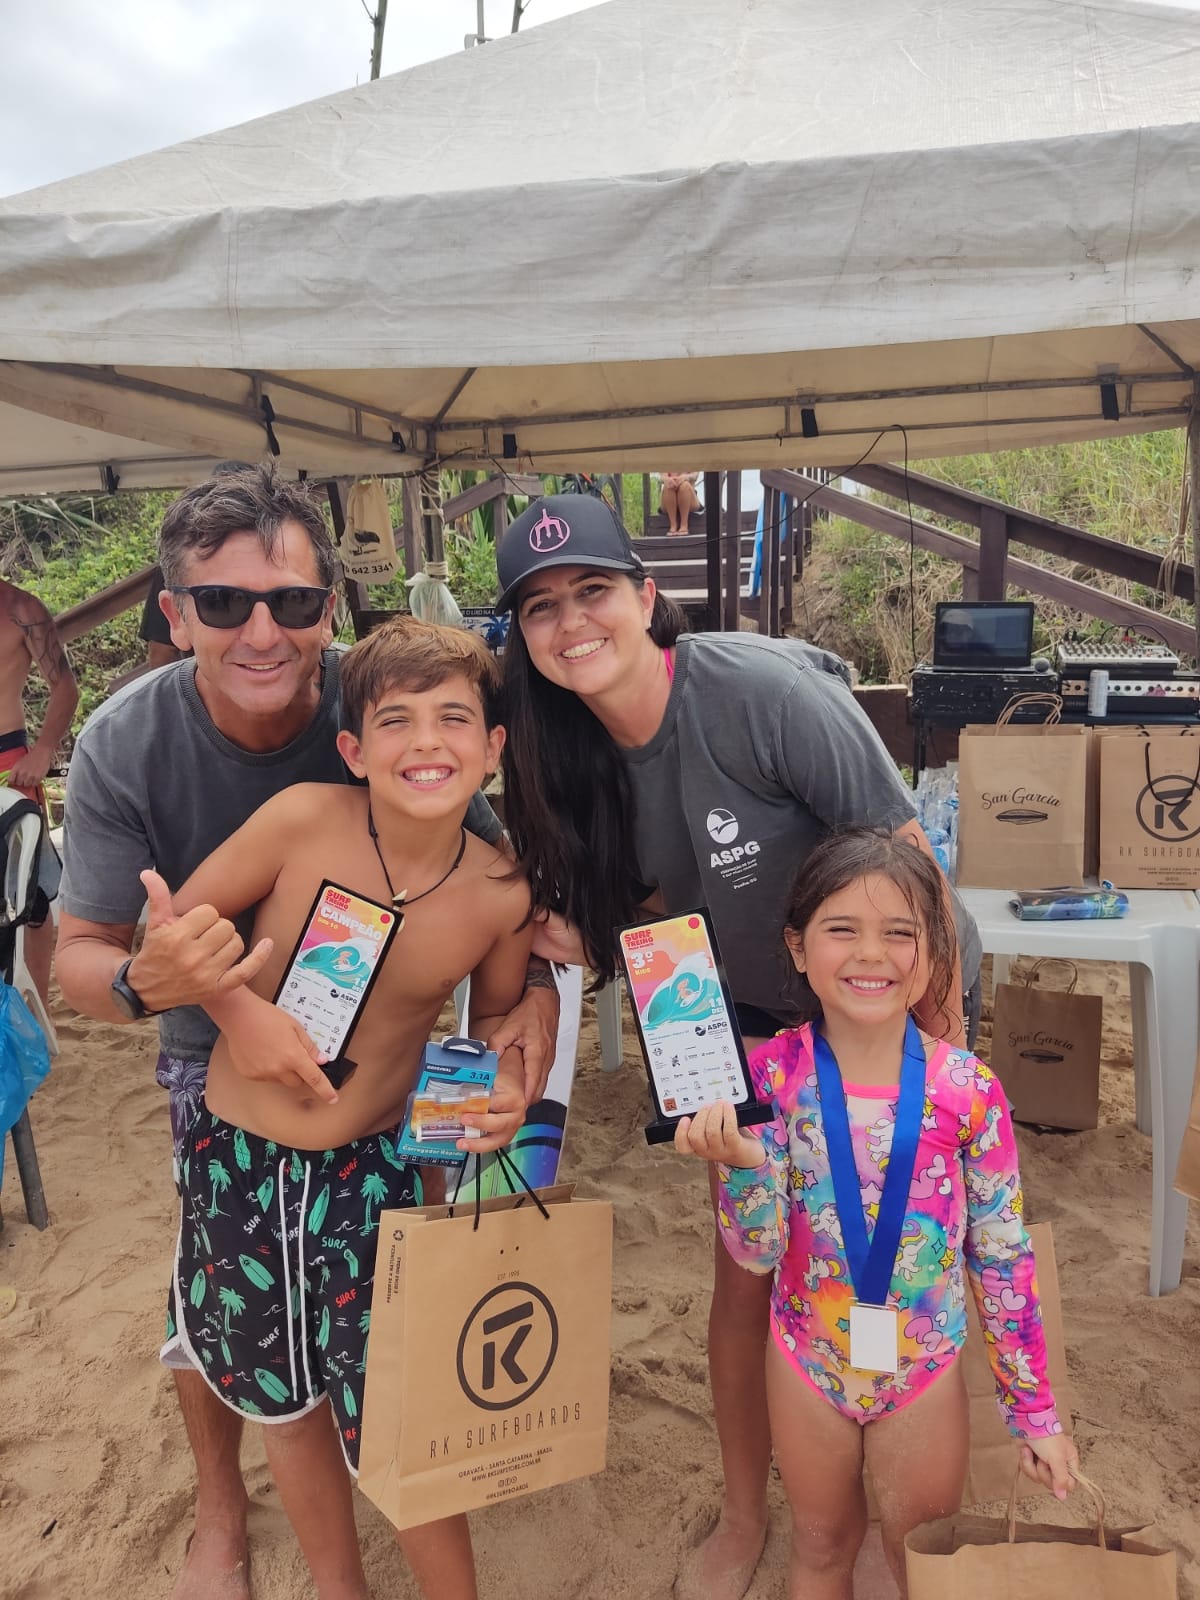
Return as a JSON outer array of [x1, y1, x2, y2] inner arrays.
[[705, 473, 721, 629], [1191, 385, 1200, 667], [722, 470, 741, 631]]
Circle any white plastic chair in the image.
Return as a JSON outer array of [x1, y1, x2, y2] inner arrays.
[[0, 787, 57, 1229], [959, 885, 1197, 1297]]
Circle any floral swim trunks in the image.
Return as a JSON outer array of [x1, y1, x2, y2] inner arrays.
[[169, 1106, 420, 1471]]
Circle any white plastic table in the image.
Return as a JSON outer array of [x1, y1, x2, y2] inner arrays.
[[958, 887, 1198, 1297]]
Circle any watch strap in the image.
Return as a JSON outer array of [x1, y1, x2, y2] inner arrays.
[[112, 956, 156, 1020]]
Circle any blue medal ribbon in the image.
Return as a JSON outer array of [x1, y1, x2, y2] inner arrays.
[[812, 1015, 927, 1308]]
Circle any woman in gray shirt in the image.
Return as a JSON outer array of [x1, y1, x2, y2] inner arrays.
[[496, 494, 978, 1600]]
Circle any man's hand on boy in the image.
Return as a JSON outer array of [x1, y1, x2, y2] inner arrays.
[[485, 967, 560, 1104], [673, 1101, 766, 1169], [1018, 1434, 1080, 1502], [457, 1068, 526, 1155], [131, 869, 273, 1012], [206, 986, 339, 1106]]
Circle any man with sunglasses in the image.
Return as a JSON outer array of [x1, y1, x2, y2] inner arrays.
[[55, 464, 560, 1600]]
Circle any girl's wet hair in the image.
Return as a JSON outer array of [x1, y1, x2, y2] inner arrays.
[[783, 828, 957, 1034]]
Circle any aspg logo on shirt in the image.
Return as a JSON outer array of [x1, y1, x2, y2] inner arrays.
[[706, 807, 761, 868]]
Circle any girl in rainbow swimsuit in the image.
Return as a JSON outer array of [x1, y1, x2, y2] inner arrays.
[[676, 828, 1078, 1598]]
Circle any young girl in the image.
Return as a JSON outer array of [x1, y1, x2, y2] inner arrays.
[[675, 829, 1078, 1599]]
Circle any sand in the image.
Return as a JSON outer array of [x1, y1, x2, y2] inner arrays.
[[3, 960, 1199, 1600]]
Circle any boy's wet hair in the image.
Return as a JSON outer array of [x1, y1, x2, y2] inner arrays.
[[340, 616, 502, 736], [782, 828, 957, 1035]]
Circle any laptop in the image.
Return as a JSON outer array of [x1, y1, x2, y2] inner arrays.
[[932, 601, 1034, 672]]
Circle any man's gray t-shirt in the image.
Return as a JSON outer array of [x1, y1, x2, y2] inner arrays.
[[60, 651, 503, 1061], [622, 633, 981, 1017]]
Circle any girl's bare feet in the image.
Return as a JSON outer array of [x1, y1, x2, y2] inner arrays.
[[674, 1511, 768, 1600]]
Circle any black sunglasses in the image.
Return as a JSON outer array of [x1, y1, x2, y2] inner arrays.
[[172, 584, 332, 630]]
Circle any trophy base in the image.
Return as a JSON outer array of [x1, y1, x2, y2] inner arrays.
[[644, 1099, 774, 1146]]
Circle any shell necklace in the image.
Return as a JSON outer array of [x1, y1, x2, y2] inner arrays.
[[367, 804, 467, 930]]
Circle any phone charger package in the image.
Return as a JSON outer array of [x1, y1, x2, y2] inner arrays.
[[395, 1037, 498, 1166]]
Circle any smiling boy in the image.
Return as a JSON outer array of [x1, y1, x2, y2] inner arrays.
[[160, 616, 532, 1600]]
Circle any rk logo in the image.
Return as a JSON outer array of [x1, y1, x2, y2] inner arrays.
[[528, 508, 571, 554], [1135, 775, 1200, 842], [456, 1282, 559, 1411]]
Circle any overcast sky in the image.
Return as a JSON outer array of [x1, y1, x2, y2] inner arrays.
[[0, 0, 604, 197]]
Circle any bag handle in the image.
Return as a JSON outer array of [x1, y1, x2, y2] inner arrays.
[[447, 1148, 552, 1231], [1143, 735, 1200, 808], [1021, 957, 1080, 995], [997, 693, 1063, 727], [1007, 1466, 1106, 1550], [494, 1146, 552, 1220]]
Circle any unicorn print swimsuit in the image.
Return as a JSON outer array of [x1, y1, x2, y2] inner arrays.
[[717, 1022, 1062, 1436]]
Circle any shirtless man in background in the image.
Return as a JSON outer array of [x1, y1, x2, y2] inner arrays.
[[0, 578, 78, 1001]]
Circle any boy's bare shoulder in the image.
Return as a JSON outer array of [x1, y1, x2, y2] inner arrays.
[[265, 782, 364, 826], [460, 833, 531, 921]]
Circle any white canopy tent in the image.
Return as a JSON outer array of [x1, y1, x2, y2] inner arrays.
[[0, 0, 1197, 494]]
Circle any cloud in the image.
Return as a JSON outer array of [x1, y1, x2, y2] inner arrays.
[[0, 0, 603, 197]]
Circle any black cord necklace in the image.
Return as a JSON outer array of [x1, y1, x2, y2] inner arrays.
[[367, 805, 467, 930]]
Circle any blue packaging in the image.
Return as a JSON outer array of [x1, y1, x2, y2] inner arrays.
[[395, 1036, 499, 1166]]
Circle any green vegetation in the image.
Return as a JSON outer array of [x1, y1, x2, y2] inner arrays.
[[4, 491, 168, 729], [805, 431, 1189, 682], [2, 440, 1189, 744]]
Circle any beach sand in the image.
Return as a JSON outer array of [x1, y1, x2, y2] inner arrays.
[[3, 960, 1198, 1599]]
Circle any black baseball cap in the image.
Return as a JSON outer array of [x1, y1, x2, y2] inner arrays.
[[496, 494, 645, 613]]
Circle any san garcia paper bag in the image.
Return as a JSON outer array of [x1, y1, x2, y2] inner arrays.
[[1098, 725, 1200, 888], [905, 1473, 1176, 1599], [1173, 1046, 1200, 1202], [956, 700, 1093, 889], [988, 962, 1102, 1132], [358, 1185, 612, 1531]]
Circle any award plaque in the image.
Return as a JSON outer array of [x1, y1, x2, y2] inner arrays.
[[616, 908, 773, 1145], [273, 881, 399, 1074]]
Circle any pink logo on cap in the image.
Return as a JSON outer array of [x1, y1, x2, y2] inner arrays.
[[529, 508, 570, 554]]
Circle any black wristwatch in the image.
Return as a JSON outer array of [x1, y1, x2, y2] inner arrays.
[[111, 957, 157, 1021]]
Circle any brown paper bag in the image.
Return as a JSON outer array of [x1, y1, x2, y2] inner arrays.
[[988, 962, 1102, 1132], [960, 1221, 1074, 1506], [956, 700, 1092, 889], [358, 1184, 612, 1531], [906, 1474, 1177, 1598], [1173, 1046, 1200, 1201], [1098, 724, 1200, 888]]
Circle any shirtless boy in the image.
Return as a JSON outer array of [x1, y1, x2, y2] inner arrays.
[[162, 617, 532, 1600], [0, 577, 78, 999]]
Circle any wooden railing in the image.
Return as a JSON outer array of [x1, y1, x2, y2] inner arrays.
[[764, 466, 1196, 657], [55, 563, 156, 644]]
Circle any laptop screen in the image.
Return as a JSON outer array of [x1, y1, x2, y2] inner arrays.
[[932, 602, 1034, 671]]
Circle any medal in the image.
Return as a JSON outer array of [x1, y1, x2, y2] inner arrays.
[[812, 1016, 927, 1375]]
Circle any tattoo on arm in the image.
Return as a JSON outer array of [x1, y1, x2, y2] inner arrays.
[[522, 955, 558, 992], [17, 607, 73, 689]]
